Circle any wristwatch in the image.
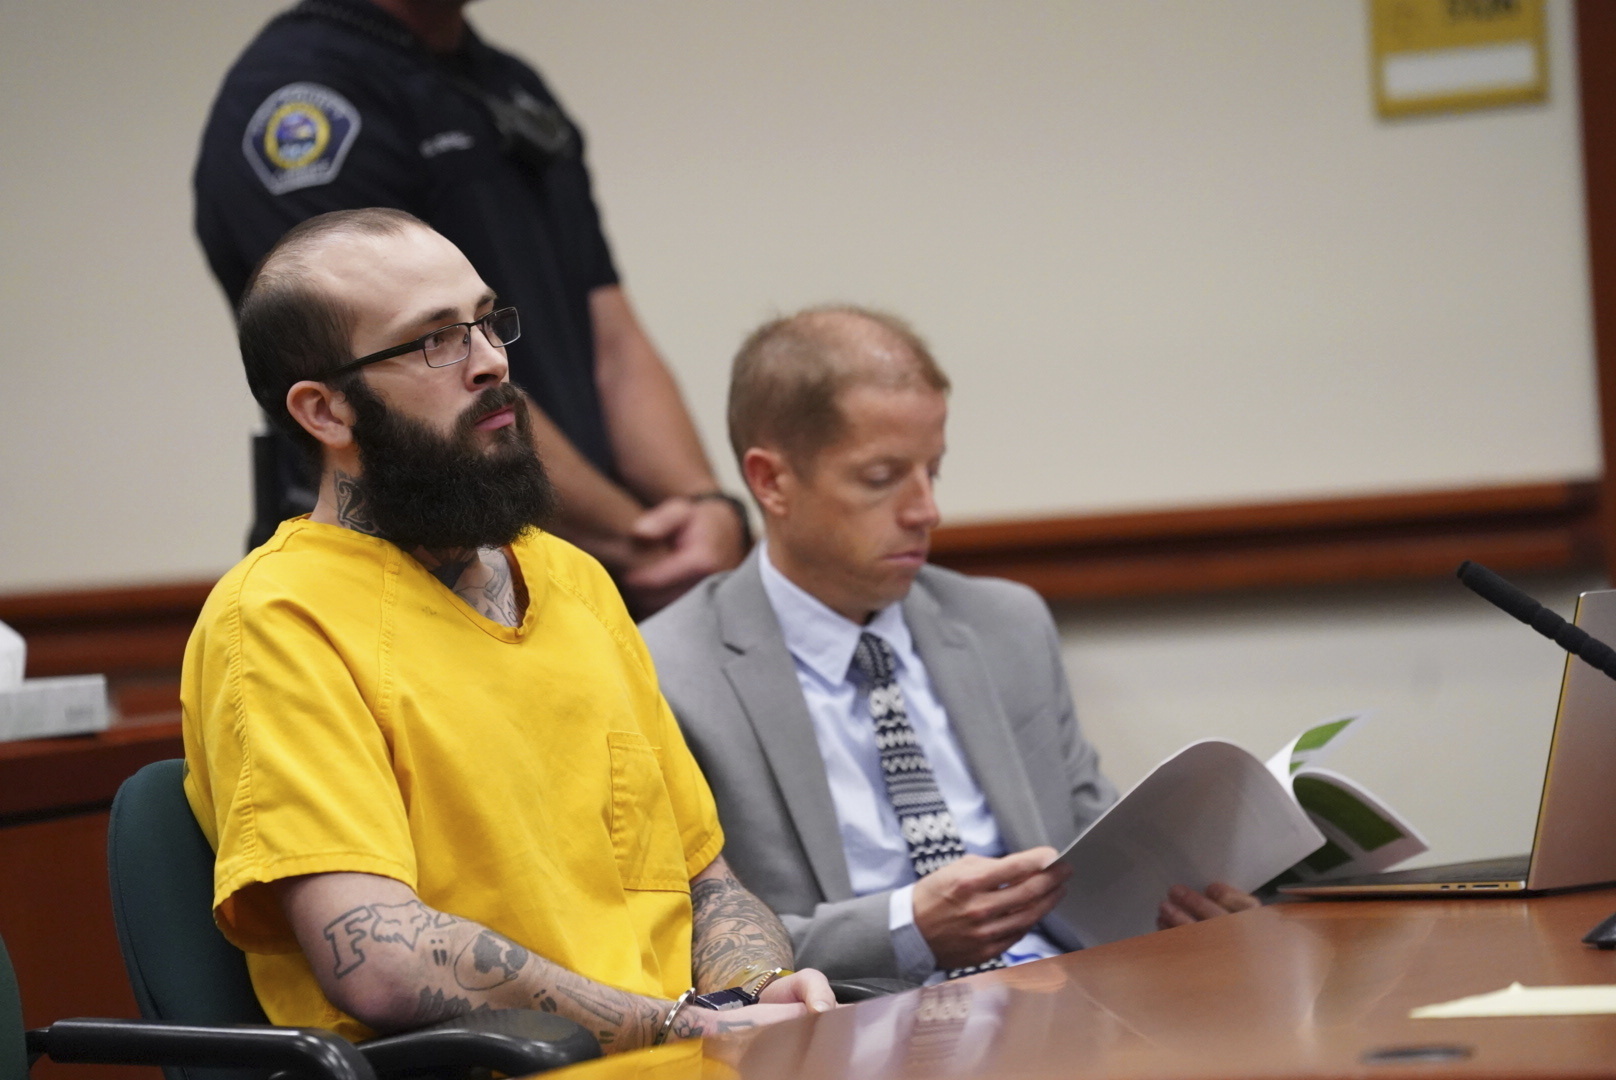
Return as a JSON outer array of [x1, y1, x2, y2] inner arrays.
[[742, 966, 792, 999], [688, 967, 793, 1011]]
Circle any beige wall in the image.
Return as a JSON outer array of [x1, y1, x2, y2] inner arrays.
[[0, 2, 1603, 869], [0, 2, 280, 592], [483, 0, 1597, 520], [0, 0, 1596, 591], [1057, 571, 1605, 869]]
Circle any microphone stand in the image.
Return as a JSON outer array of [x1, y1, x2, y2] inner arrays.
[[1455, 561, 1616, 947]]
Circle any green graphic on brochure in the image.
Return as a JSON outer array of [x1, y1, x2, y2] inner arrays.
[[1263, 713, 1427, 885]]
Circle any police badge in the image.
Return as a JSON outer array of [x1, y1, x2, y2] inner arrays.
[[243, 82, 362, 195]]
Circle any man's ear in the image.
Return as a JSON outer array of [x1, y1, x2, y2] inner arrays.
[[741, 446, 793, 519], [285, 380, 358, 451]]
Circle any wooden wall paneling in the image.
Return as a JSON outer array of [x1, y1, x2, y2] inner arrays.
[[0, 718, 184, 822], [0, 720, 181, 1080], [927, 480, 1603, 602], [0, 810, 157, 1080], [1578, 0, 1616, 577], [0, 582, 211, 719], [0, 484, 1602, 641]]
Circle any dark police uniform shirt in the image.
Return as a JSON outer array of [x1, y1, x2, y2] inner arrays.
[[195, 0, 621, 538]]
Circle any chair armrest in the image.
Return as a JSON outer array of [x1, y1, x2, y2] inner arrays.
[[28, 1018, 373, 1080], [828, 978, 919, 1004], [359, 1009, 600, 1077]]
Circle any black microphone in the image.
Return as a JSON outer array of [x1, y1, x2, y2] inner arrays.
[[1456, 560, 1616, 683]]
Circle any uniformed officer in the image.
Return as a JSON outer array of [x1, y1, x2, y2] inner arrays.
[[196, 0, 746, 613]]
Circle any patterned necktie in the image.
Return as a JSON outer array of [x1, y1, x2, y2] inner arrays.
[[850, 632, 1005, 977]]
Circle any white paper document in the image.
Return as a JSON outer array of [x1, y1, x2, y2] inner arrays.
[[1045, 714, 1427, 947], [1047, 740, 1326, 947], [1412, 982, 1616, 1018]]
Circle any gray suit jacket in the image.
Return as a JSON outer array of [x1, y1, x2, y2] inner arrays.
[[640, 550, 1117, 979]]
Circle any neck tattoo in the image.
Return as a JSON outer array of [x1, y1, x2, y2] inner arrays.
[[421, 546, 523, 627], [333, 470, 381, 536], [332, 471, 522, 626]]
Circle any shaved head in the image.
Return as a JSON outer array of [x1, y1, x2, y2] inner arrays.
[[727, 305, 950, 470], [237, 208, 428, 463]]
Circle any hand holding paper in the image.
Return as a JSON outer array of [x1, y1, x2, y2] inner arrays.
[[1042, 714, 1425, 947], [1157, 881, 1262, 930], [914, 847, 1069, 968]]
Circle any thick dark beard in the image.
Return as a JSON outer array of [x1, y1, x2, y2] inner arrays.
[[344, 379, 557, 551]]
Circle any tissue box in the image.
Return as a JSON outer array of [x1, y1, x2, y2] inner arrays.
[[0, 620, 22, 691], [0, 675, 111, 742]]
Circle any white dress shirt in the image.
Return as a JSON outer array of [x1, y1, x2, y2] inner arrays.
[[758, 545, 1060, 981]]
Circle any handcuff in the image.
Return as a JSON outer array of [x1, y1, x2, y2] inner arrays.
[[653, 968, 792, 1045]]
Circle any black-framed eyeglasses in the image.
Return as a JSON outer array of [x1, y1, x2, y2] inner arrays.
[[328, 307, 521, 378]]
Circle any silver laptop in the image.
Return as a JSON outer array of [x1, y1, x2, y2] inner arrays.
[[1281, 587, 1616, 898]]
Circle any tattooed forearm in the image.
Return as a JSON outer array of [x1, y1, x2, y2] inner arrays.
[[454, 928, 528, 989], [413, 987, 493, 1026], [333, 470, 379, 536], [318, 897, 669, 1050], [557, 985, 625, 1026], [690, 867, 794, 992], [323, 900, 455, 977], [524, 961, 663, 1049], [551, 980, 664, 1049], [672, 1011, 755, 1040]]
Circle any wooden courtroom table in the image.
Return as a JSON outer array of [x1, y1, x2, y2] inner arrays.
[[0, 578, 205, 1078], [553, 889, 1616, 1080], [0, 713, 183, 1080]]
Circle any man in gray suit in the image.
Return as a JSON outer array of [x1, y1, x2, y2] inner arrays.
[[642, 307, 1255, 982]]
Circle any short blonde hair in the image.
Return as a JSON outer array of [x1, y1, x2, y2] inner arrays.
[[727, 305, 949, 469]]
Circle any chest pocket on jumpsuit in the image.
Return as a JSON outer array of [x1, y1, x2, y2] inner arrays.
[[607, 731, 690, 891]]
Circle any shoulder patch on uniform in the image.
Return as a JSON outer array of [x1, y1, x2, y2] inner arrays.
[[242, 82, 362, 195]]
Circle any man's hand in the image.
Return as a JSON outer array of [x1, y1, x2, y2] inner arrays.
[[669, 1001, 811, 1042], [621, 496, 748, 612], [669, 972, 834, 1042], [756, 969, 836, 1013], [1155, 882, 1261, 930], [912, 848, 1071, 970]]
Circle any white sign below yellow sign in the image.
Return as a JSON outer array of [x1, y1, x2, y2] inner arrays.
[[1370, 0, 1546, 118]]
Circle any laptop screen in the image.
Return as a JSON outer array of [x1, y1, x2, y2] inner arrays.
[[1527, 588, 1616, 891]]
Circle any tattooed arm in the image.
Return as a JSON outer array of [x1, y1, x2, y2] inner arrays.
[[274, 871, 819, 1051], [689, 855, 794, 991], [688, 857, 837, 1011]]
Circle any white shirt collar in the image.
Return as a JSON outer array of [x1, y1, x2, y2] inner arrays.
[[757, 542, 912, 687]]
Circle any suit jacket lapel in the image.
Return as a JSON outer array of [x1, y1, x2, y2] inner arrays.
[[716, 554, 855, 901], [904, 575, 1051, 853]]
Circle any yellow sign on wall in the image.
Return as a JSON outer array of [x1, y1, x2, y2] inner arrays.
[[1370, 0, 1546, 118]]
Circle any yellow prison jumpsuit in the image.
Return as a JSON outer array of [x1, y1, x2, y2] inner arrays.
[[181, 519, 723, 1040]]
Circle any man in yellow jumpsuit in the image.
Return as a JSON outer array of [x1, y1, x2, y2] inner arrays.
[[182, 207, 834, 1052]]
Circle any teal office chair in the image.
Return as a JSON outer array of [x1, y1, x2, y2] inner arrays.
[[107, 760, 598, 1080], [3, 930, 371, 1080]]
